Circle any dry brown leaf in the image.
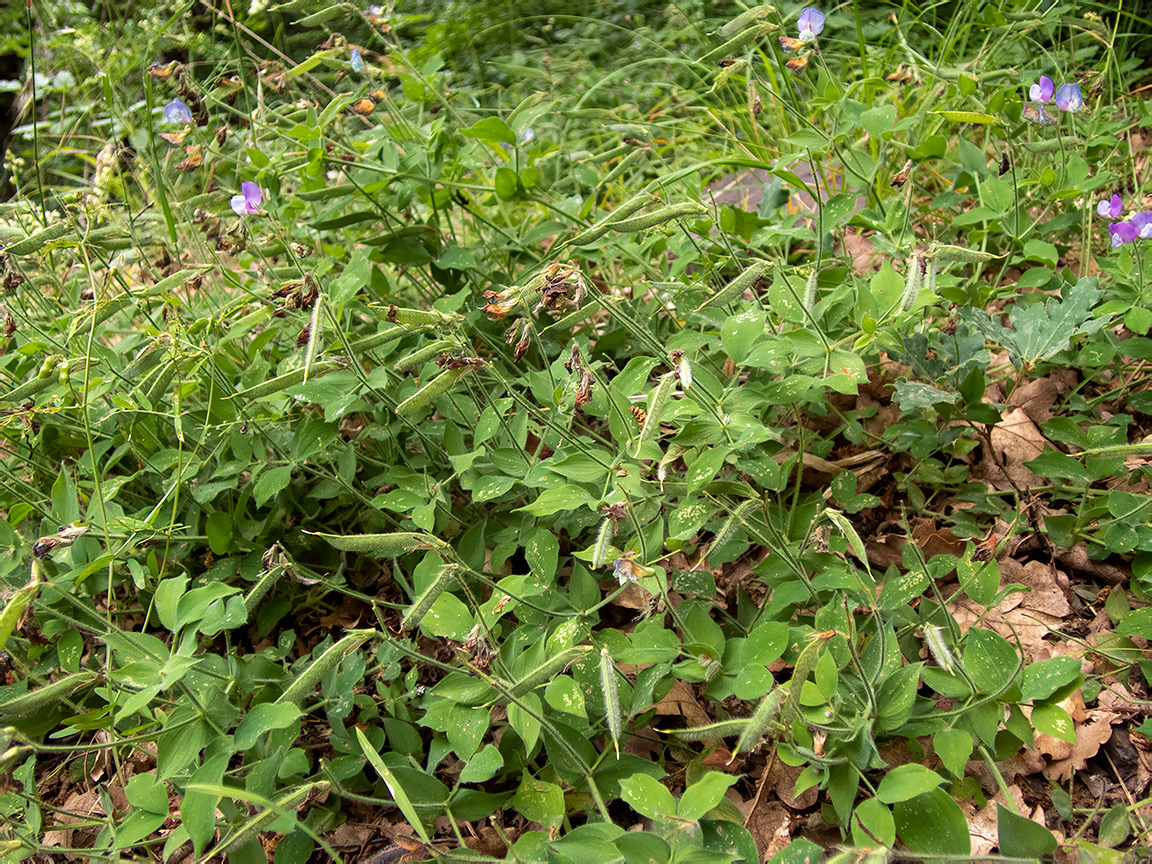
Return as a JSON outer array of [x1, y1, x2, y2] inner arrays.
[[1043, 710, 1119, 781], [653, 680, 712, 727], [1008, 376, 1065, 425], [978, 407, 1048, 489]]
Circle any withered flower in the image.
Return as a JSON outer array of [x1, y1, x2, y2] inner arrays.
[[33, 525, 90, 559]]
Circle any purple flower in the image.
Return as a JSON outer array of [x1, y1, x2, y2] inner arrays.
[[1098, 194, 1123, 219], [1054, 82, 1083, 112], [164, 99, 193, 125], [1133, 212, 1152, 240], [1029, 76, 1053, 103], [1110, 221, 1136, 247], [798, 7, 824, 42], [230, 181, 262, 216], [350, 48, 364, 73], [519, 127, 535, 144]]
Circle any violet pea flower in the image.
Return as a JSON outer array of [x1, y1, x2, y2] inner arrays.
[[230, 181, 263, 216], [1029, 76, 1053, 104], [1110, 221, 1136, 248], [1055, 82, 1083, 112], [798, 7, 824, 42], [1098, 194, 1123, 220], [1132, 212, 1152, 240], [350, 48, 364, 73], [164, 99, 193, 125]]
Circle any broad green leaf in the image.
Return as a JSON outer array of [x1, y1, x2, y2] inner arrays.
[[1030, 701, 1075, 743], [876, 764, 945, 803], [235, 703, 302, 750], [620, 773, 675, 820], [962, 627, 1019, 694], [461, 116, 517, 146], [933, 728, 973, 778], [997, 804, 1058, 858], [1021, 656, 1082, 701], [893, 788, 970, 855], [678, 772, 738, 821], [516, 484, 594, 516]]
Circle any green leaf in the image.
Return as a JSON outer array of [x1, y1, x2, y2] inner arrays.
[[544, 675, 587, 718], [686, 447, 729, 494], [851, 798, 895, 847], [1021, 656, 1082, 701], [494, 166, 519, 200], [254, 465, 293, 507], [513, 776, 565, 825], [876, 764, 946, 803], [458, 744, 504, 784], [997, 804, 1058, 858], [962, 627, 1019, 694], [423, 592, 473, 640], [235, 703, 302, 750], [678, 772, 738, 821], [893, 380, 957, 411], [620, 773, 675, 820], [524, 527, 560, 580], [1030, 701, 1075, 743], [721, 309, 765, 363], [516, 484, 594, 516], [768, 838, 823, 864], [893, 788, 971, 855], [933, 728, 973, 778], [461, 116, 517, 146], [356, 727, 432, 845]]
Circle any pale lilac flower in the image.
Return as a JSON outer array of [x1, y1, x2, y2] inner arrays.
[[164, 99, 193, 125], [1055, 82, 1083, 112], [365, 4, 385, 24], [612, 558, 642, 585], [350, 48, 365, 73], [798, 7, 824, 43], [1110, 221, 1136, 247], [230, 181, 262, 216], [519, 127, 535, 144], [1098, 194, 1123, 219], [1029, 76, 1053, 104], [1132, 212, 1152, 240]]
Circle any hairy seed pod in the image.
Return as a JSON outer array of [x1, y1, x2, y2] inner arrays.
[[274, 630, 377, 707], [698, 259, 771, 309], [347, 325, 410, 354], [597, 148, 648, 189], [229, 360, 343, 401], [401, 565, 460, 632], [386, 306, 461, 327], [637, 372, 677, 453], [0, 670, 101, 720], [393, 340, 458, 372], [306, 530, 448, 555], [927, 244, 1002, 264], [805, 268, 819, 308], [926, 260, 937, 298], [600, 647, 622, 758], [570, 190, 660, 246], [206, 781, 329, 860], [608, 202, 706, 233], [711, 499, 756, 552], [4, 223, 74, 256], [700, 24, 770, 64], [243, 564, 285, 616], [144, 266, 213, 297], [901, 254, 924, 312], [665, 718, 750, 741], [303, 292, 323, 373], [567, 222, 614, 247], [3, 373, 59, 404], [395, 365, 478, 417], [297, 184, 358, 201], [122, 338, 171, 380], [1021, 136, 1081, 153], [141, 359, 176, 407], [506, 646, 593, 699], [591, 516, 617, 570], [923, 624, 955, 673], [732, 687, 785, 757], [719, 4, 773, 38], [586, 142, 632, 164]]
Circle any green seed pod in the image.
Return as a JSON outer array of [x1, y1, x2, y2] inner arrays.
[[805, 269, 819, 308], [600, 647, 622, 758], [697, 259, 771, 309], [0, 670, 101, 720], [567, 223, 613, 247], [699, 24, 769, 64], [597, 148, 647, 189], [711, 499, 756, 552], [395, 365, 478, 417], [4, 223, 74, 256], [900, 255, 922, 310], [244, 566, 285, 617], [569, 189, 660, 245], [732, 686, 785, 756], [306, 530, 449, 555], [387, 307, 461, 327], [506, 645, 593, 699], [664, 718, 750, 741], [608, 202, 706, 233], [400, 565, 460, 632], [293, 3, 355, 26], [297, 184, 359, 202], [779, 634, 826, 732], [926, 244, 1002, 264], [229, 360, 343, 401], [901, 254, 925, 312], [591, 515, 617, 570], [57, 360, 71, 387], [144, 266, 213, 297], [3, 357, 63, 403], [393, 340, 458, 372], [206, 781, 330, 861], [122, 338, 171, 380], [141, 359, 176, 407], [586, 143, 632, 164], [636, 372, 678, 453], [274, 630, 377, 708], [926, 260, 938, 298], [347, 325, 409, 354], [1022, 136, 1081, 153], [719, 4, 774, 38]]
